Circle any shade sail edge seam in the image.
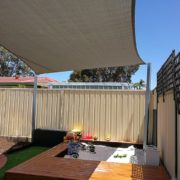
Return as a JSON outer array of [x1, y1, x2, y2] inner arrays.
[[131, 0, 145, 64]]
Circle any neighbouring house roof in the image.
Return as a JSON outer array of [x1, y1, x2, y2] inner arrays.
[[0, 0, 144, 74], [0, 77, 59, 87]]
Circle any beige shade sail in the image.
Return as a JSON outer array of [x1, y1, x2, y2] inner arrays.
[[0, 0, 144, 74]]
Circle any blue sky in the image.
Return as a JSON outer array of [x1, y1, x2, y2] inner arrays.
[[41, 0, 180, 89]]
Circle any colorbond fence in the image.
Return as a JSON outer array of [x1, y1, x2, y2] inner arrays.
[[0, 88, 145, 143], [156, 51, 180, 179], [157, 91, 176, 178], [0, 88, 33, 138]]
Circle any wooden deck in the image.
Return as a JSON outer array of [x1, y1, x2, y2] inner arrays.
[[5, 143, 170, 180]]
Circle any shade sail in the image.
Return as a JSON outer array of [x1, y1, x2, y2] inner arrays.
[[0, 0, 144, 74]]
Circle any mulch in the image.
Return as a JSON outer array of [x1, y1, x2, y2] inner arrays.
[[0, 154, 7, 169], [0, 137, 16, 169], [0, 137, 16, 155], [0, 136, 31, 169]]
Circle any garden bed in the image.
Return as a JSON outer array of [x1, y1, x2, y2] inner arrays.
[[57, 142, 144, 164]]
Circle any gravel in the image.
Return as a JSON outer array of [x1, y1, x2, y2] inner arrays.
[[65, 144, 145, 165]]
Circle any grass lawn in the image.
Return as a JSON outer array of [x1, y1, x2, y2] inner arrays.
[[0, 146, 49, 179]]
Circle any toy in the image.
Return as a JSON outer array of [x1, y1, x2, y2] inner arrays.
[[66, 132, 75, 141], [93, 136, 98, 141], [67, 141, 80, 158], [113, 154, 127, 158]]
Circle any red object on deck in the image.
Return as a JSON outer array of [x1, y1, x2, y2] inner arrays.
[[81, 136, 93, 140]]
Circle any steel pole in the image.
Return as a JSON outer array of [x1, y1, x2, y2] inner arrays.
[[32, 75, 38, 141], [143, 63, 151, 149]]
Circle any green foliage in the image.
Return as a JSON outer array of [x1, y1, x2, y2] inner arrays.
[[17, 84, 27, 88], [69, 66, 139, 83], [0, 46, 34, 77], [0, 146, 48, 179], [133, 79, 145, 89]]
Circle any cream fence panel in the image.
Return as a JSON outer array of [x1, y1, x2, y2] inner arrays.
[[0, 88, 33, 138], [36, 89, 145, 142], [0, 89, 145, 143], [158, 91, 176, 178]]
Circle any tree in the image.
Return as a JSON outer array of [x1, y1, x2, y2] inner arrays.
[[69, 66, 139, 83], [0, 46, 34, 77], [133, 79, 145, 89]]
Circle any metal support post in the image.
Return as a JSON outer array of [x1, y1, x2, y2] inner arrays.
[[32, 75, 38, 142], [143, 63, 151, 149]]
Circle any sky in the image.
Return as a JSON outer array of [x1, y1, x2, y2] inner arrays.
[[40, 0, 180, 89]]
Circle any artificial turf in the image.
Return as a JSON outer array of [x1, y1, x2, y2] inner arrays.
[[0, 146, 49, 179]]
